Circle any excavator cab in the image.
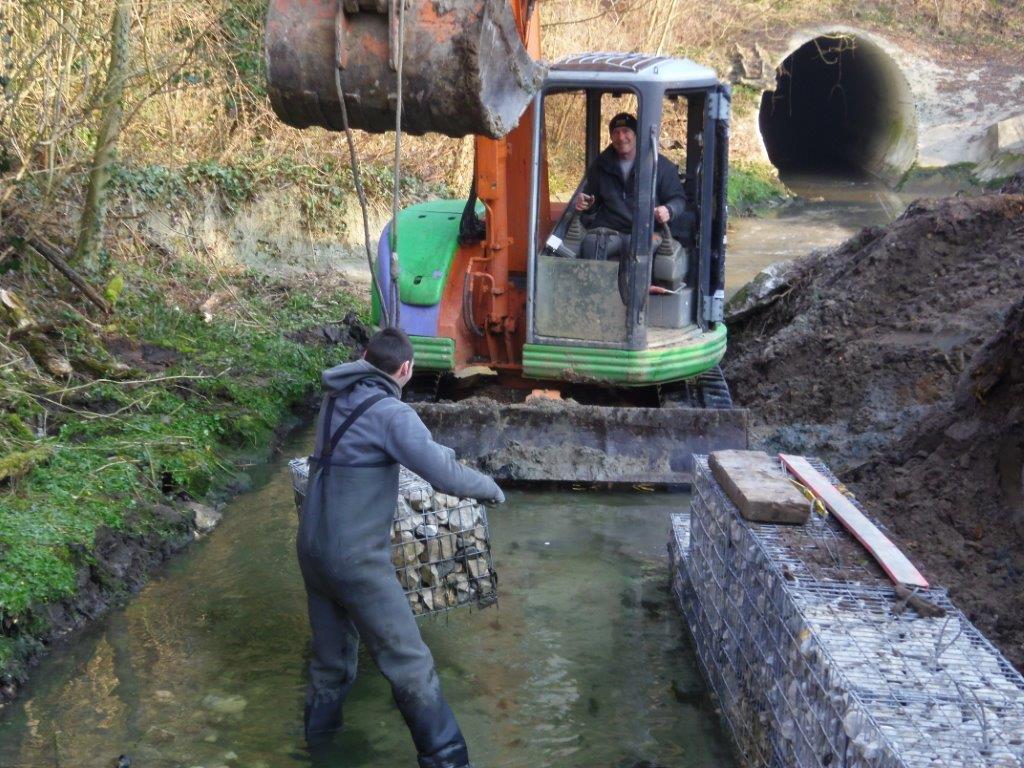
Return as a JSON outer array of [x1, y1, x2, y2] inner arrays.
[[525, 55, 731, 385]]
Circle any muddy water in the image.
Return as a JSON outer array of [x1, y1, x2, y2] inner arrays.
[[0, 427, 737, 768], [727, 174, 941, 295]]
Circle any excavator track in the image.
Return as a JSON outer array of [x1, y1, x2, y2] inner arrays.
[[659, 366, 734, 410]]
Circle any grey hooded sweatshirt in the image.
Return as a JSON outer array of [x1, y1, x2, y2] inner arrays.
[[312, 358, 503, 502]]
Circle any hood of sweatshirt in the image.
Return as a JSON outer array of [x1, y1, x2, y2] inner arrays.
[[321, 358, 402, 399]]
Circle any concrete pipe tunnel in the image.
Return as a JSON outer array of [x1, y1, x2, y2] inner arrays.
[[759, 34, 918, 183]]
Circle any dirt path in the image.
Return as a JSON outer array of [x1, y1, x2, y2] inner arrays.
[[724, 184, 1024, 668]]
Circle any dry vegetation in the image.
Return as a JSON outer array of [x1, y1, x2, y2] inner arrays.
[[3, 0, 1018, 247]]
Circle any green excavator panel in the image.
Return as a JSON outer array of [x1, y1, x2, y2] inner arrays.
[[522, 324, 727, 385], [394, 200, 469, 307]]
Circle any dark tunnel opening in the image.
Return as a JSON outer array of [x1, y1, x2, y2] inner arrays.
[[759, 34, 917, 183]]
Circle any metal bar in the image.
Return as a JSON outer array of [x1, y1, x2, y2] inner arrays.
[[525, 92, 543, 344], [779, 453, 929, 587]]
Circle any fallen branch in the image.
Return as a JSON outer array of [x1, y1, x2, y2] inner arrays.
[[21, 234, 112, 315]]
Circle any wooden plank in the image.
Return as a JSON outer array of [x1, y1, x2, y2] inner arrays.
[[779, 454, 929, 588]]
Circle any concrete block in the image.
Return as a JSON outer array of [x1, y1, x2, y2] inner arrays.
[[708, 449, 809, 524], [986, 113, 1024, 156]]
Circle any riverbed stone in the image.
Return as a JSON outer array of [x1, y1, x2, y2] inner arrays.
[[201, 694, 247, 715], [188, 502, 222, 534], [709, 450, 810, 524]]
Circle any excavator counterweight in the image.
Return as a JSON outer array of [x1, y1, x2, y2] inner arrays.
[[265, 0, 545, 138]]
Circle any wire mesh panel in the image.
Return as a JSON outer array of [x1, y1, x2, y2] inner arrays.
[[290, 458, 498, 618], [670, 456, 1024, 768]]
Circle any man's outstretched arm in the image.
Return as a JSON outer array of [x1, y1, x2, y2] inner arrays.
[[384, 406, 505, 503]]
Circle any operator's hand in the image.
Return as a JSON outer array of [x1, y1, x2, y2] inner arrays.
[[487, 487, 506, 505], [654, 205, 671, 225], [575, 192, 595, 212]]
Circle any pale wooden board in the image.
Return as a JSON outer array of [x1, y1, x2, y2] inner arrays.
[[779, 454, 929, 588]]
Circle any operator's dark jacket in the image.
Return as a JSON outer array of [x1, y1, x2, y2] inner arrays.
[[297, 359, 502, 768], [582, 146, 693, 240]]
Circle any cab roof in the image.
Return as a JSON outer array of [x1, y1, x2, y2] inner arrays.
[[547, 53, 720, 89]]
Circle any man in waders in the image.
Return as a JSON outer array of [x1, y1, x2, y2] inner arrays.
[[297, 327, 504, 768]]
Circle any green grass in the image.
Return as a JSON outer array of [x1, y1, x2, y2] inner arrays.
[[728, 160, 789, 213], [0, 257, 367, 666]]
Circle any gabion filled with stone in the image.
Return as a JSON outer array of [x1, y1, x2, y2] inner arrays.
[[289, 458, 497, 617], [670, 456, 1024, 768]]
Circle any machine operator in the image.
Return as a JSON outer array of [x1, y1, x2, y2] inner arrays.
[[574, 112, 693, 244]]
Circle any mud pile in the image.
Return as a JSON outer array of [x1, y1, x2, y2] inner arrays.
[[853, 297, 1024, 668], [726, 191, 1024, 466], [724, 189, 1024, 667]]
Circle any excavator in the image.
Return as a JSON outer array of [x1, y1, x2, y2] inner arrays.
[[265, 0, 748, 484]]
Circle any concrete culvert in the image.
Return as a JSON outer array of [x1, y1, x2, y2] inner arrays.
[[759, 34, 917, 182]]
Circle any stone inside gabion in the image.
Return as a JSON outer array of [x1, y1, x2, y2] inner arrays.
[[289, 459, 497, 617]]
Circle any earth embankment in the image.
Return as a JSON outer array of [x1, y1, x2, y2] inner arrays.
[[724, 183, 1024, 668]]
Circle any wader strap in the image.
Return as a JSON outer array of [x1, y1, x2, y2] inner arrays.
[[316, 392, 391, 471], [313, 391, 391, 511]]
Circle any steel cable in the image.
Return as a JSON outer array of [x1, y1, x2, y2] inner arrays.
[[333, 65, 390, 327], [388, 0, 408, 328]]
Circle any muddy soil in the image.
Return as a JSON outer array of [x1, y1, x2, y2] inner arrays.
[[724, 185, 1024, 668]]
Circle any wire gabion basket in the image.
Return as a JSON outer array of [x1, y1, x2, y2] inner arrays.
[[289, 457, 498, 618]]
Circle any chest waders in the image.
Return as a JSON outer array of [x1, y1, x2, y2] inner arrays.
[[296, 391, 470, 768]]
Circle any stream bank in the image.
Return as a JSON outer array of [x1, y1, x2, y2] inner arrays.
[[0, 246, 366, 706]]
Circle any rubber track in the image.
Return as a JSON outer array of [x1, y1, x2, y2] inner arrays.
[[695, 365, 734, 409]]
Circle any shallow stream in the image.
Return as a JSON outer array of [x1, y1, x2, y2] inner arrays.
[[726, 173, 953, 294], [0, 427, 737, 768]]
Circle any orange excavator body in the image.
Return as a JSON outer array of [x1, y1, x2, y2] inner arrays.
[[266, 0, 547, 377]]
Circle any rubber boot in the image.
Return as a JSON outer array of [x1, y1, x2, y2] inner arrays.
[[303, 694, 343, 745], [417, 741, 472, 768]]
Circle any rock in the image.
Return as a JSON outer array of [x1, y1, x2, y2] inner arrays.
[[392, 530, 424, 566], [420, 564, 441, 587], [154, 689, 175, 701], [466, 556, 490, 580], [438, 532, 456, 560], [408, 490, 432, 510], [415, 523, 439, 539], [986, 113, 1024, 156], [433, 492, 459, 509], [222, 751, 238, 762], [187, 502, 222, 534], [725, 260, 797, 323], [448, 504, 480, 531], [709, 450, 810, 524], [201, 694, 247, 715], [398, 566, 420, 590]]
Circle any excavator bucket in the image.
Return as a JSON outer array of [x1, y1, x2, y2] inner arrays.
[[265, 0, 545, 139], [413, 400, 749, 486]]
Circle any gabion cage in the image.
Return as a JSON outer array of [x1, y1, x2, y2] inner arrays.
[[290, 458, 497, 618], [670, 455, 1024, 768]]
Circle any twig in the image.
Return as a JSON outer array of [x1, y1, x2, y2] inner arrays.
[[49, 370, 224, 397]]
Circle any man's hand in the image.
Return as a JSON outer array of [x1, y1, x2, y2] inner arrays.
[[654, 205, 671, 225], [575, 192, 595, 212], [488, 487, 506, 505]]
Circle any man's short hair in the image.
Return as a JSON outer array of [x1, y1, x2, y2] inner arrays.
[[365, 327, 414, 374], [608, 112, 637, 134]]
